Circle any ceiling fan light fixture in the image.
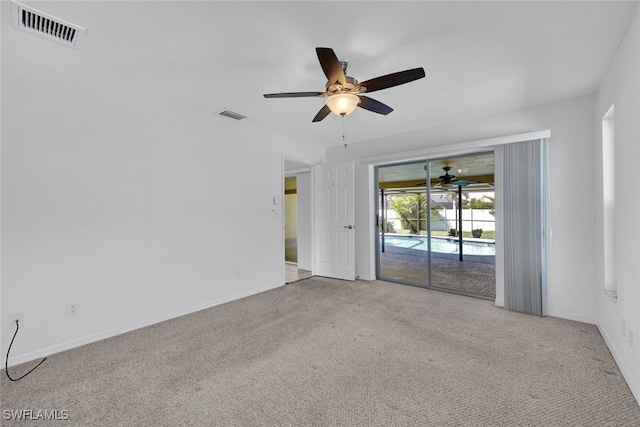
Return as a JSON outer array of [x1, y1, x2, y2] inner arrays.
[[263, 47, 425, 122], [325, 93, 360, 116]]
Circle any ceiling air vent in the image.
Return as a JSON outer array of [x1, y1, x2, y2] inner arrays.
[[11, 1, 86, 47], [218, 109, 247, 121]]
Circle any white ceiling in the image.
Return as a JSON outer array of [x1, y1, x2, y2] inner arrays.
[[4, 1, 637, 149]]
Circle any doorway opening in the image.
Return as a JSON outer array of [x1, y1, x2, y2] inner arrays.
[[284, 159, 314, 284], [376, 152, 496, 299], [284, 176, 298, 264]]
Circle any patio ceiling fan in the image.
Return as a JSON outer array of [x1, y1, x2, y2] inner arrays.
[[263, 47, 426, 122], [436, 166, 479, 188], [401, 166, 479, 189]]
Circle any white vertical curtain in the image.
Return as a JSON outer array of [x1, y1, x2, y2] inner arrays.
[[503, 139, 547, 316]]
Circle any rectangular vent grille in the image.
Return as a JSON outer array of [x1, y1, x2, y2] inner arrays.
[[11, 1, 85, 47], [219, 109, 247, 121], [22, 9, 77, 42]]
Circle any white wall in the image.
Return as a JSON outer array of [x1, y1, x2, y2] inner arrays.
[[594, 4, 640, 403], [327, 94, 597, 324], [1, 54, 323, 366]]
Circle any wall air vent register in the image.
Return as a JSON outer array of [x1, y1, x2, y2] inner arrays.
[[218, 109, 247, 121], [11, 1, 85, 47]]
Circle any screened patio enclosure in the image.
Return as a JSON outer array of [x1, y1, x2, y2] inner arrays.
[[376, 153, 496, 299]]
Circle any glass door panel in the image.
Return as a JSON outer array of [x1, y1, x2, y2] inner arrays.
[[428, 155, 496, 299], [376, 161, 429, 287]]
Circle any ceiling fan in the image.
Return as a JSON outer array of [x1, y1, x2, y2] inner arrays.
[[263, 47, 426, 122], [436, 166, 480, 188]]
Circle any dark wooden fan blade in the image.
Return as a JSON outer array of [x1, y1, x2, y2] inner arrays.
[[312, 105, 331, 122], [263, 92, 324, 98], [357, 95, 393, 115], [356, 67, 425, 93], [316, 47, 346, 87]]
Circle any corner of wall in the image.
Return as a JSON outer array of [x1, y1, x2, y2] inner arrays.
[[593, 1, 640, 406], [596, 319, 640, 404]]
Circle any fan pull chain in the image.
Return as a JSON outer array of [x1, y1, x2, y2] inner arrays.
[[342, 114, 347, 149]]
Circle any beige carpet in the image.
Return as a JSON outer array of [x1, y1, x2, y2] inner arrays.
[[2, 277, 639, 426]]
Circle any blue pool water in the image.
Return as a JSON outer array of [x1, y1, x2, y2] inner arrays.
[[381, 235, 495, 256]]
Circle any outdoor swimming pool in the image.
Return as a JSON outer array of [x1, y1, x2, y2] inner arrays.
[[381, 235, 495, 256]]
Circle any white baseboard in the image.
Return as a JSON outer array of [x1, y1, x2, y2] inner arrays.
[[546, 309, 596, 325], [2, 282, 283, 368], [596, 320, 640, 405]]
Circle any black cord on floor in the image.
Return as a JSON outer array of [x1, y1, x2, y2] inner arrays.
[[5, 319, 47, 381]]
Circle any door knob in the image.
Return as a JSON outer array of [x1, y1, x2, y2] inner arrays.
[[344, 225, 354, 229]]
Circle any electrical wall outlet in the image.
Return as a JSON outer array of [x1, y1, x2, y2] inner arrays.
[[67, 303, 78, 316], [628, 330, 634, 347]]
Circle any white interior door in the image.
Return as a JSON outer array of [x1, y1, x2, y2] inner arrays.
[[314, 161, 355, 280]]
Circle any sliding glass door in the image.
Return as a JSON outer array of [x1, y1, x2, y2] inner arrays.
[[376, 153, 496, 299]]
